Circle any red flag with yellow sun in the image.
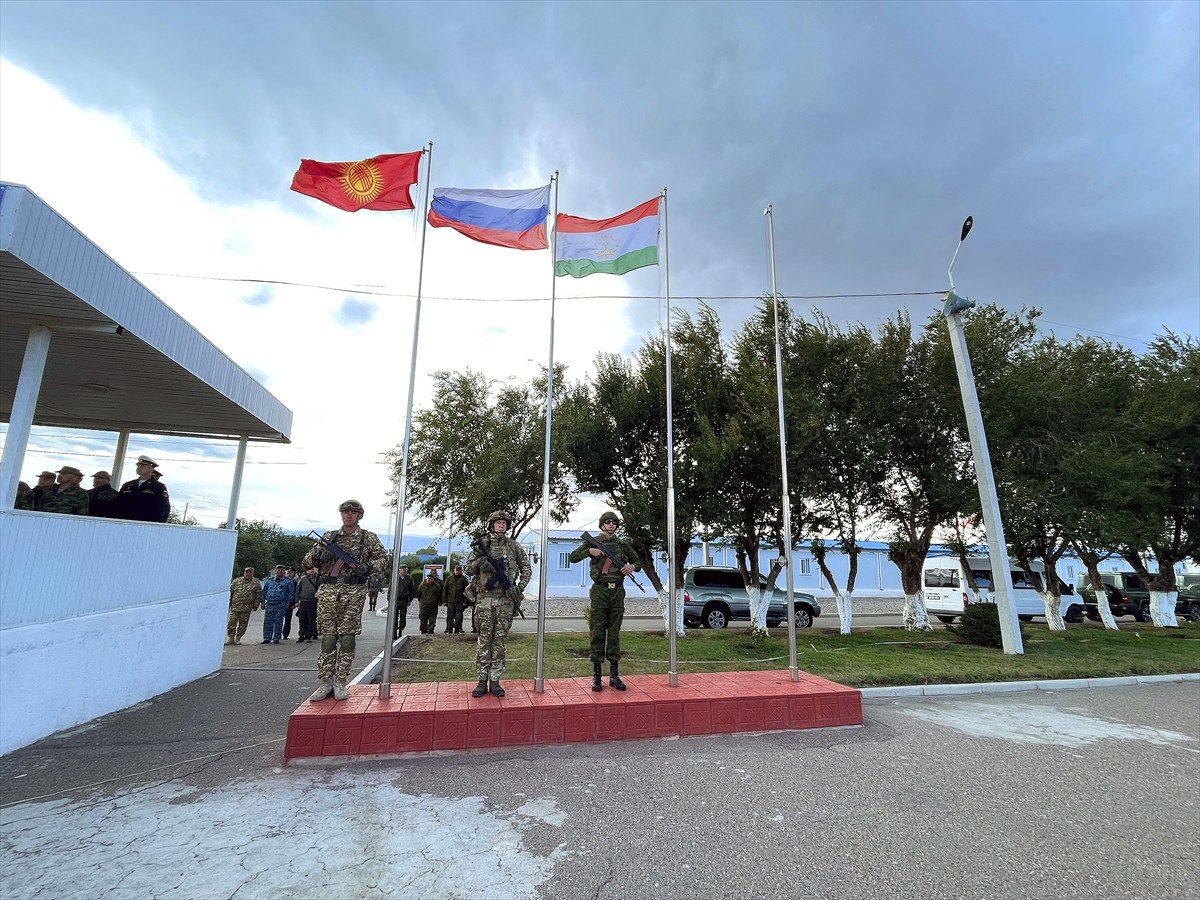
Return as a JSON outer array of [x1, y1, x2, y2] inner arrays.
[[290, 151, 423, 212]]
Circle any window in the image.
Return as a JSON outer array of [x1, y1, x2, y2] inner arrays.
[[557, 552, 571, 570], [924, 568, 959, 588], [799, 558, 811, 575]]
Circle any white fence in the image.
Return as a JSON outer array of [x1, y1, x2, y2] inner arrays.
[[0, 509, 237, 754]]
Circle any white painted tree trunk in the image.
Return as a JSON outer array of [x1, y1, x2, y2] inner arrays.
[[1035, 590, 1066, 631], [1096, 596, 1120, 630], [902, 591, 933, 632], [748, 585, 771, 634], [834, 589, 853, 634], [1149, 590, 1179, 627], [657, 586, 686, 637]]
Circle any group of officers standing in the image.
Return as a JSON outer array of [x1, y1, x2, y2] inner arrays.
[[15, 454, 170, 522], [280, 501, 642, 703]]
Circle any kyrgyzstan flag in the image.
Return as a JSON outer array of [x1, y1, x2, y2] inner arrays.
[[290, 151, 423, 212]]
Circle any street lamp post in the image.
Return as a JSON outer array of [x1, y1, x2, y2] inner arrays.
[[942, 216, 1023, 655]]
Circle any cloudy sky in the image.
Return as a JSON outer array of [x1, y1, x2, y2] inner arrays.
[[1, 1, 1196, 541]]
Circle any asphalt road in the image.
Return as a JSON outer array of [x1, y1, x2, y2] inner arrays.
[[1, 622, 1196, 900]]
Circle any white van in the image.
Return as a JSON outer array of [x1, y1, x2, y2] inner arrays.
[[921, 555, 1083, 624]]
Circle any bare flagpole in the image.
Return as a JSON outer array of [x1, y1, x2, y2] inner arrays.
[[534, 171, 560, 694], [380, 141, 433, 700], [764, 204, 799, 681], [662, 188, 680, 687]]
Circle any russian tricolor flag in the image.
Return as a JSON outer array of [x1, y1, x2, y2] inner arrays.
[[427, 185, 550, 250]]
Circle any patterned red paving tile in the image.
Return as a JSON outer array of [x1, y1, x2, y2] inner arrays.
[[502, 709, 535, 745], [737, 698, 766, 731], [432, 711, 469, 750], [359, 715, 398, 754], [711, 699, 739, 734], [595, 705, 626, 740], [563, 705, 595, 742], [623, 702, 656, 739], [655, 702, 684, 737], [467, 710, 501, 749], [533, 708, 565, 744], [396, 712, 434, 753], [284, 717, 325, 760], [682, 700, 712, 736], [323, 716, 362, 755]]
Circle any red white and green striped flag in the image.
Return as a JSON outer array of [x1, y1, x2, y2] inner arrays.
[[555, 197, 659, 278]]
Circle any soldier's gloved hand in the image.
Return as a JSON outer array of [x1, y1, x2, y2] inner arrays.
[[477, 559, 493, 573], [505, 587, 523, 602]]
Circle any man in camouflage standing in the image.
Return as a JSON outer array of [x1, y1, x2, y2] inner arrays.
[[417, 569, 443, 634], [226, 566, 262, 645], [465, 510, 531, 698], [569, 511, 641, 691], [303, 499, 388, 702], [391, 563, 416, 640], [34, 466, 90, 516], [443, 564, 469, 634]]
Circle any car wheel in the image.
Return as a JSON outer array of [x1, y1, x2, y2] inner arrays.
[[1065, 604, 1084, 624], [765, 619, 781, 628], [935, 615, 957, 624], [794, 608, 814, 629], [1135, 601, 1153, 623], [1085, 608, 1100, 622], [1018, 615, 1033, 622], [704, 607, 729, 629], [1187, 602, 1200, 623], [684, 619, 699, 629]]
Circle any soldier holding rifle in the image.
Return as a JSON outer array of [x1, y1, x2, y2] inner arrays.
[[302, 499, 388, 702], [569, 511, 642, 692], [464, 510, 531, 698]]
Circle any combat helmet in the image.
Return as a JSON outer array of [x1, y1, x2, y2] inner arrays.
[[487, 510, 513, 529], [599, 510, 621, 527]]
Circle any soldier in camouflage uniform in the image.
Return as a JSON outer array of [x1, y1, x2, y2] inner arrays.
[[417, 570, 443, 634], [226, 567, 263, 645], [465, 510, 531, 698], [34, 466, 90, 516], [569, 511, 641, 691], [302, 499, 388, 702]]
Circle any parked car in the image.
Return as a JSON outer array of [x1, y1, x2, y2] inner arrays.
[[1077, 572, 1200, 622], [682, 566, 821, 629]]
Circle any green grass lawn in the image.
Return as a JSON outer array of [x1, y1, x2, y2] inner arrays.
[[392, 620, 1200, 687]]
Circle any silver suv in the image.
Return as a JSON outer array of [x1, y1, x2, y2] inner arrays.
[[682, 566, 821, 629]]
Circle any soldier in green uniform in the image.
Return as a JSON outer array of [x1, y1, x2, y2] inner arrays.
[[465, 510, 531, 698], [417, 570, 443, 634], [569, 511, 641, 691], [34, 466, 90, 516], [443, 564, 469, 633], [391, 564, 415, 640], [302, 499, 388, 702]]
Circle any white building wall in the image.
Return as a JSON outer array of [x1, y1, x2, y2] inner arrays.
[[1, 510, 236, 754]]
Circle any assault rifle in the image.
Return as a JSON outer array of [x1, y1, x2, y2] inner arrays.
[[581, 532, 647, 593], [307, 530, 360, 577], [471, 539, 526, 619]]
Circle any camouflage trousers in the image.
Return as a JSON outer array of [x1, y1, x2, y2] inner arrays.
[[446, 601, 465, 632], [226, 606, 254, 641], [315, 584, 366, 681], [475, 594, 516, 681], [589, 582, 626, 665]]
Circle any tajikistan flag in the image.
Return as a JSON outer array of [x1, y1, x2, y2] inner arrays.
[[555, 197, 660, 278]]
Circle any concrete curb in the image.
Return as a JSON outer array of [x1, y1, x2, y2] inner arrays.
[[860, 672, 1199, 699], [350, 635, 409, 686]]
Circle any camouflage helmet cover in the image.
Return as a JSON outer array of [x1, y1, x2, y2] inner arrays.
[[599, 510, 621, 527], [488, 510, 513, 528], [339, 499, 365, 513]]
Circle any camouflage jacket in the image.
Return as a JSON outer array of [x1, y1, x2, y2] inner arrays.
[[35, 485, 90, 516], [417, 579, 443, 605], [443, 573, 469, 604], [302, 527, 388, 579], [229, 577, 263, 610], [568, 532, 641, 581], [466, 534, 531, 596]]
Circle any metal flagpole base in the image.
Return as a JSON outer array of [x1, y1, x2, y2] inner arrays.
[[668, 672, 678, 687], [789, 666, 799, 682], [535, 676, 544, 692]]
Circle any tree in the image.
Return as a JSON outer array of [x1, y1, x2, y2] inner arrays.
[[227, 518, 281, 577], [389, 367, 579, 540]]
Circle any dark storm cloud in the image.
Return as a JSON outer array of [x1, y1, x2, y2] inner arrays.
[[2, 0, 1195, 346]]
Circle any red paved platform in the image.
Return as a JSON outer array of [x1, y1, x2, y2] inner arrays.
[[284, 671, 862, 762]]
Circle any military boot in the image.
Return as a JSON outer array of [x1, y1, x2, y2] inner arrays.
[[332, 679, 350, 701], [471, 679, 489, 698], [489, 681, 506, 698], [609, 663, 627, 691], [592, 663, 603, 692], [309, 679, 334, 702]]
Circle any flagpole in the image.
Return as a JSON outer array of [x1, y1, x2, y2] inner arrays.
[[661, 188, 679, 687], [765, 204, 799, 682], [534, 171, 559, 694], [380, 141, 433, 700]]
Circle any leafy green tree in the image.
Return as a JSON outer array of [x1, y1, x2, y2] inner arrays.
[[228, 518, 280, 577], [389, 367, 579, 539], [271, 533, 314, 571]]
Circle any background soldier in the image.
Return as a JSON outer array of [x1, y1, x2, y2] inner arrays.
[[35, 466, 90, 516], [569, 511, 641, 691], [465, 510, 531, 698], [302, 499, 388, 701], [295, 565, 320, 643], [260, 564, 293, 644], [31, 470, 55, 505], [226, 566, 262, 645], [417, 570, 443, 634], [443, 564, 469, 634], [88, 470, 121, 517], [391, 564, 415, 640]]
